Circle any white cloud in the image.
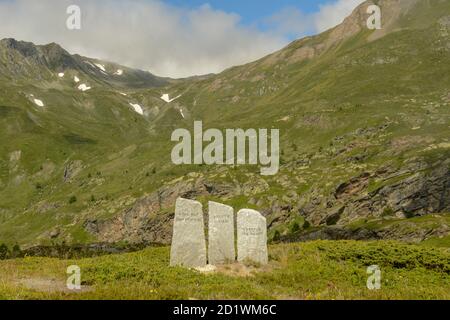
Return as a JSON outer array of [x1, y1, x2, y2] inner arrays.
[[314, 0, 366, 32], [0, 0, 365, 78], [0, 0, 286, 78], [265, 0, 366, 38], [264, 7, 315, 38]]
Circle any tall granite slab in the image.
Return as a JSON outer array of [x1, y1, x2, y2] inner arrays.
[[170, 198, 207, 268], [208, 201, 235, 265], [237, 209, 268, 265]]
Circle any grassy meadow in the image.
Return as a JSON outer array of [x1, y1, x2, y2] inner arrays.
[[0, 240, 448, 300]]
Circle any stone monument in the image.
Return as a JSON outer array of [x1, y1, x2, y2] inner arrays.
[[170, 198, 269, 268], [208, 201, 235, 265], [237, 209, 268, 265], [170, 198, 207, 268]]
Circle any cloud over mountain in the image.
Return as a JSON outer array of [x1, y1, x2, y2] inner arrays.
[[0, 0, 364, 78]]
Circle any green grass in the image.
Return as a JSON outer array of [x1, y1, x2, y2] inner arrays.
[[0, 240, 448, 300], [421, 235, 450, 248]]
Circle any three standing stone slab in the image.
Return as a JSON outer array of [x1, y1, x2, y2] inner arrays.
[[170, 198, 268, 267]]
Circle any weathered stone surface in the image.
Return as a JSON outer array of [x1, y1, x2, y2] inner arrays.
[[297, 160, 450, 226], [170, 198, 206, 268], [279, 214, 450, 244], [208, 201, 235, 265], [237, 209, 268, 265], [84, 175, 236, 244], [84, 161, 450, 245]]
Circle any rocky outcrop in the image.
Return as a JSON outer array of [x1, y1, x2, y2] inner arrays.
[[83, 160, 449, 245], [281, 214, 450, 244], [299, 160, 450, 227], [63, 160, 83, 182], [84, 176, 237, 244]]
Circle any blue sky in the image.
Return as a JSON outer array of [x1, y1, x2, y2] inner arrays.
[[0, 0, 364, 77], [165, 0, 331, 38], [162, 0, 363, 41], [166, 0, 324, 23]]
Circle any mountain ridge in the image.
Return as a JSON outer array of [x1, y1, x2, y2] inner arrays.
[[0, 38, 168, 89]]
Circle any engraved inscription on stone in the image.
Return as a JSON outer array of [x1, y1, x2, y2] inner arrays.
[[237, 209, 268, 265], [208, 201, 235, 265], [170, 198, 207, 268]]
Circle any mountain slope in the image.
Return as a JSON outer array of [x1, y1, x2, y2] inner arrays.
[[0, 0, 449, 247], [0, 38, 168, 88]]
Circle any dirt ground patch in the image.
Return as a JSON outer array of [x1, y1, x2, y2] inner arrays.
[[196, 262, 274, 277], [16, 278, 90, 293]]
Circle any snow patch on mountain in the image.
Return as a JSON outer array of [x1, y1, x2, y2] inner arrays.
[[58, 73, 65, 78], [33, 99, 44, 107], [161, 94, 181, 103], [78, 84, 92, 92], [129, 103, 144, 115], [74, 76, 80, 83], [94, 63, 106, 72], [84, 61, 96, 69], [114, 69, 124, 76]]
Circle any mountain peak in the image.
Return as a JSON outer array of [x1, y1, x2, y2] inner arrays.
[[40, 42, 75, 70], [0, 38, 167, 88], [0, 38, 80, 75], [327, 0, 420, 46], [41, 41, 67, 52], [257, 0, 426, 68], [0, 38, 40, 57]]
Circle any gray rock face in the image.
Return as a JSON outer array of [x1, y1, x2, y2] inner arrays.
[[237, 209, 268, 265], [84, 175, 236, 245], [208, 202, 235, 265], [170, 198, 206, 268], [297, 161, 450, 227], [84, 161, 449, 246]]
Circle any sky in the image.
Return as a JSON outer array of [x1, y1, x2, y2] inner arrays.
[[166, 0, 321, 28], [0, 0, 365, 78]]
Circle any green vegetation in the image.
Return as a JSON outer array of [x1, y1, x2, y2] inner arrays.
[[68, 196, 77, 204], [0, 241, 448, 300], [0, 243, 21, 260], [0, 0, 449, 248]]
